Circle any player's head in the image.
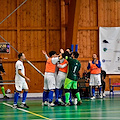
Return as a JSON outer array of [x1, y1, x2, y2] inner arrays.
[[0, 57, 2, 63], [72, 51, 79, 58], [18, 53, 26, 61], [49, 51, 57, 58], [92, 53, 97, 59], [66, 48, 72, 54]]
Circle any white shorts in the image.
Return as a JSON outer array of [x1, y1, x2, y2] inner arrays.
[[89, 74, 101, 86], [56, 71, 67, 89], [44, 72, 55, 90], [15, 80, 28, 91]]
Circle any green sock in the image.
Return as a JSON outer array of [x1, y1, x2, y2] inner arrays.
[[1, 86, 5, 96], [75, 92, 81, 102], [65, 92, 70, 103]]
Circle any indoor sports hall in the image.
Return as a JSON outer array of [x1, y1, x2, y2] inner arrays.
[[0, 0, 120, 120]]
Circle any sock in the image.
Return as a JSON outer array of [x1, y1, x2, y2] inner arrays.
[[59, 89, 63, 98], [92, 87, 95, 96], [65, 92, 70, 103], [14, 92, 19, 105], [1, 86, 5, 96], [55, 89, 59, 102], [49, 91, 54, 103], [43, 91, 48, 102], [22, 91, 28, 104], [75, 92, 81, 102], [69, 92, 72, 103], [99, 87, 101, 95], [62, 96, 65, 103]]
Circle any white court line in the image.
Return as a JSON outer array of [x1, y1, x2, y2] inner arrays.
[[31, 117, 120, 120], [3, 102, 52, 120]]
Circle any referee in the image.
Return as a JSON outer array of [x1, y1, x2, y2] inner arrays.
[[0, 57, 9, 99]]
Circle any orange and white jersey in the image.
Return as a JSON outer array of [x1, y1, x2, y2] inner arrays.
[[57, 59, 68, 73], [90, 60, 101, 74], [45, 57, 59, 73]]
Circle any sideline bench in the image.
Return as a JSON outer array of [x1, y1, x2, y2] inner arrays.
[[109, 75, 120, 96]]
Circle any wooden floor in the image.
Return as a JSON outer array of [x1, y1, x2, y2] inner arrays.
[[0, 96, 120, 120]]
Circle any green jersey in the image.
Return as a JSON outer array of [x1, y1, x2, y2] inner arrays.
[[66, 57, 81, 81]]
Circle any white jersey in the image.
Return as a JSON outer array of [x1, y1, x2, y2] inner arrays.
[[15, 60, 25, 82]]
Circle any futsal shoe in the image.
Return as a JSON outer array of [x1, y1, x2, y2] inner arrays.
[[77, 100, 82, 105], [13, 104, 20, 109], [58, 98, 65, 106], [42, 101, 48, 106], [20, 103, 29, 108], [90, 96, 95, 100], [48, 102, 55, 107], [65, 102, 70, 106], [3, 95, 9, 99], [103, 93, 106, 97], [99, 94, 103, 99]]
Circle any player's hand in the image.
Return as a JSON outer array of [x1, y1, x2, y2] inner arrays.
[[3, 72, 6, 75], [42, 50, 47, 55], [89, 61, 91, 64], [25, 77, 30, 82], [60, 49, 64, 54]]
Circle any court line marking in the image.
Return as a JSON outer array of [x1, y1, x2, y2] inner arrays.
[[3, 102, 52, 120]]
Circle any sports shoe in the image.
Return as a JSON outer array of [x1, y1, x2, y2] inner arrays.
[[3, 95, 9, 99], [65, 102, 70, 106], [13, 104, 19, 109], [42, 101, 48, 106], [99, 95, 103, 99], [48, 102, 55, 107], [91, 96, 95, 100], [73, 98, 77, 105], [103, 93, 106, 97], [77, 100, 82, 105], [20, 103, 29, 108]]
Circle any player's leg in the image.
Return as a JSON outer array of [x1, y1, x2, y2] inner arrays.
[[90, 74, 95, 99], [72, 81, 82, 105], [20, 81, 29, 108], [0, 77, 9, 99], [64, 78, 73, 105], [42, 74, 49, 106], [95, 74, 102, 98], [48, 75, 55, 107], [13, 82, 22, 108]]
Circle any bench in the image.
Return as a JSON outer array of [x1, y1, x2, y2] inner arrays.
[[109, 75, 120, 96], [77, 78, 91, 97]]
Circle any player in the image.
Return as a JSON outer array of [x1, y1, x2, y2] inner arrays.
[[42, 50, 62, 107], [87, 53, 101, 99], [55, 57, 68, 105], [13, 53, 30, 108], [0, 57, 9, 99], [61, 50, 82, 106]]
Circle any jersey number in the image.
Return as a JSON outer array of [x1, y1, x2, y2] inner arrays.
[[73, 66, 77, 73]]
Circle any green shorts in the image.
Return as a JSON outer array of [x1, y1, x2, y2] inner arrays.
[[64, 78, 77, 89]]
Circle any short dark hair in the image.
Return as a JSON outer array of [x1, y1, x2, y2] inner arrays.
[[18, 53, 23, 59], [73, 51, 79, 58], [66, 48, 72, 52], [49, 51, 56, 57]]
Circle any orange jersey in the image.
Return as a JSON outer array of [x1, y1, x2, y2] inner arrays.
[[59, 59, 68, 73], [45, 58, 56, 73], [90, 60, 101, 74]]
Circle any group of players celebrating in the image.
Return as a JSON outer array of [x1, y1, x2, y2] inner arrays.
[[42, 48, 82, 107]]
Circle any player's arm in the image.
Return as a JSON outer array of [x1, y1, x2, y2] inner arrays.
[[95, 60, 101, 68], [1, 65, 6, 75], [18, 69, 30, 82], [57, 63, 68, 68], [42, 50, 49, 60]]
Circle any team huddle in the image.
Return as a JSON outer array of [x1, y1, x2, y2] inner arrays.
[[42, 48, 82, 107]]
